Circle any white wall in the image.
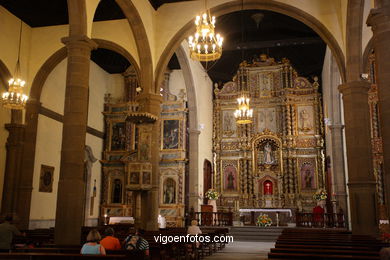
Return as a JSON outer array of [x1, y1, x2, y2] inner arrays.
[[29, 58, 122, 228]]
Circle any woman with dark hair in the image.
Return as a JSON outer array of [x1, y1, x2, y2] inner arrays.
[[100, 227, 121, 250], [81, 229, 106, 255]]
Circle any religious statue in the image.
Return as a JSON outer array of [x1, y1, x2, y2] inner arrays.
[[263, 142, 274, 164], [299, 109, 312, 131], [112, 179, 122, 203], [227, 171, 235, 190], [304, 169, 312, 188], [163, 178, 176, 204]]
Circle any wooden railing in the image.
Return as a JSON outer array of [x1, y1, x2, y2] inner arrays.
[[187, 211, 233, 226], [296, 212, 345, 228]]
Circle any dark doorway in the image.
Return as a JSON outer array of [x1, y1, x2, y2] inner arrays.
[[203, 159, 213, 204]]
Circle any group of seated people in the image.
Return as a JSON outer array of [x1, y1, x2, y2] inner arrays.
[[81, 227, 149, 256]]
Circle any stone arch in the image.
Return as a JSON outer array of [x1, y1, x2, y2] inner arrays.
[[155, 0, 346, 91], [29, 40, 140, 103], [93, 38, 141, 80], [115, 0, 153, 94], [0, 59, 12, 91], [346, 0, 365, 82], [175, 45, 200, 210]]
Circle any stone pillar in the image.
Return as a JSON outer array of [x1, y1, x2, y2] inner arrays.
[[339, 81, 378, 236], [17, 100, 41, 229], [137, 93, 162, 230], [367, 3, 390, 218], [54, 36, 97, 245], [328, 125, 348, 219], [188, 129, 201, 211], [1, 122, 25, 220]]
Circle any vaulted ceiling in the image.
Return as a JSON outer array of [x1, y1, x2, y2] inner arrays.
[[1, 1, 326, 83]]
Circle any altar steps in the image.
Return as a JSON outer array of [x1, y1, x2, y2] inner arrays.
[[229, 226, 284, 242]]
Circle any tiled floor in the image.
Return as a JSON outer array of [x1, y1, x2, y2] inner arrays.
[[204, 241, 274, 260]]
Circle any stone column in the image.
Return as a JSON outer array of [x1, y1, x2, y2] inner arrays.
[[16, 99, 41, 229], [367, 3, 390, 218], [137, 93, 162, 230], [188, 129, 200, 211], [339, 81, 378, 236], [54, 35, 97, 245], [328, 125, 348, 219], [1, 121, 25, 220]]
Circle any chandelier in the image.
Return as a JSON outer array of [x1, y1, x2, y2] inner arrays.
[[234, 94, 253, 124], [188, 1, 223, 62], [1, 21, 28, 109]]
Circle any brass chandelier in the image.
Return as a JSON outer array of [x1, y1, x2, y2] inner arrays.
[[234, 94, 253, 124], [188, 0, 223, 62], [234, 68, 253, 124], [1, 21, 28, 109]]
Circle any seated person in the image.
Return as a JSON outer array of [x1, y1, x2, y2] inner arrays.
[[0, 215, 22, 252], [124, 228, 149, 256], [187, 220, 202, 248], [81, 229, 106, 255], [100, 227, 121, 250], [187, 220, 202, 235]]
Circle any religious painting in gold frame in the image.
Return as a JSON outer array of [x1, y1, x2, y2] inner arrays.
[[297, 157, 318, 192], [221, 160, 239, 194], [161, 119, 182, 150], [296, 105, 315, 136]]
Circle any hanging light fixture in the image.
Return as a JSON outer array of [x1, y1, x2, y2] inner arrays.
[[234, 67, 253, 124], [234, 93, 253, 124], [234, 1, 252, 125], [188, 0, 223, 62], [1, 21, 28, 109]]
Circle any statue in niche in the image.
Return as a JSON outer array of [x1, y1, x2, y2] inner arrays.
[[111, 122, 126, 150], [163, 178, 176, 204], [112, 179, 122, 204], [299, 109, 312, 132], [304, 169, 312, 189], [224, 165, 237, 191], [263, 142, 274, 164]]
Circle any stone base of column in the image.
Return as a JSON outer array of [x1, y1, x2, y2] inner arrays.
[[145, 188, 159, 231], [55, 179, 86, 245], [348, 182, 378, 236]]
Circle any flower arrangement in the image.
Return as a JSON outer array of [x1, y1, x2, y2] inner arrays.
[[205, 189, 219, 200], [257, 214, 272, 227], [313, 189, 328, 201]]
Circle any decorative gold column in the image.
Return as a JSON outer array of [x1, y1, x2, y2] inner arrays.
[[368, 3, 390, 219], [54, 36, 97, 245], [339, 81, 378, 236]]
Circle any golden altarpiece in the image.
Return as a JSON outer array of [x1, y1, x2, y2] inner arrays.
[[100, 68, 188, 227], [213, 55, 326, 213]]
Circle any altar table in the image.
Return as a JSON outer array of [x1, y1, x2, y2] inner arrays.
[[239, 208, 293, 226]]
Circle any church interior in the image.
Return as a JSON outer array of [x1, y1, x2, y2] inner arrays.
[[0, 0, 390, 259]]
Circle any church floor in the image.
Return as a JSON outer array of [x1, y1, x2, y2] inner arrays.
[[204, 241, 274, 260]]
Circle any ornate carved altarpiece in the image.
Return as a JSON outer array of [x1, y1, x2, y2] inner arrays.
[[213, 55, 325, 212]]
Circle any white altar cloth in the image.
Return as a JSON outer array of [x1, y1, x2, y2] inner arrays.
[[239, 208, 292, 217]]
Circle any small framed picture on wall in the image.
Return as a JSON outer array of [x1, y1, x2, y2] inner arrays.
[[39, 165, 54, 193]]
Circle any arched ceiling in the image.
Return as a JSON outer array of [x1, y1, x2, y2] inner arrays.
[[202, 10, 326, 84]]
